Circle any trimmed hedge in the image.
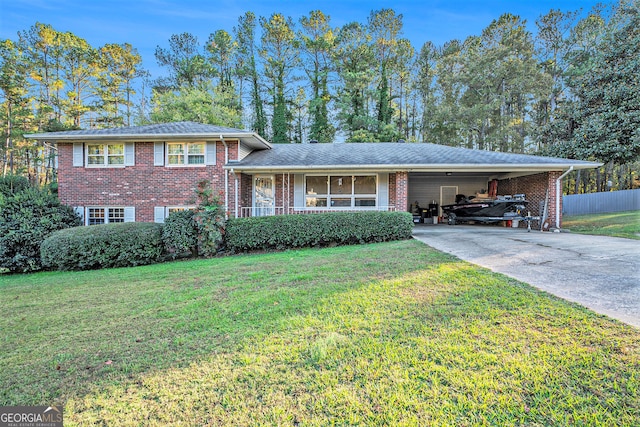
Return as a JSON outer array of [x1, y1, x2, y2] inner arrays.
[[41, 222, 164, 271], [225, 211, 413, 253]]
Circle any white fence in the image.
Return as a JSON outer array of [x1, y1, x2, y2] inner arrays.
[[563, 189, 640, 215]]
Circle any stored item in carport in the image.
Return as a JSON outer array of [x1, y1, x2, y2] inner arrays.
[[442, 194, 530, 226]]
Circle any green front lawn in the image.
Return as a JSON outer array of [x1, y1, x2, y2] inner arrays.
[[563, 210, 640, 239], [1, 240, 638, 425]]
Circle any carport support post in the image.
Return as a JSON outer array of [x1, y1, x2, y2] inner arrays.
[[555, 166, 574, 230]]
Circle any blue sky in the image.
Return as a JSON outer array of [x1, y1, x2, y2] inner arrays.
[[1, 0, 602, 79]]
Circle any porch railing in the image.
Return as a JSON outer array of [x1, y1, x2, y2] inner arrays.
[[237, 206, 397, 218]]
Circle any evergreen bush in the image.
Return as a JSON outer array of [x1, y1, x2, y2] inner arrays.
[[162, 209, 197, 258], [0, 174, 31, 197], [192, 180, 226, 257], [225, 211, 413, 253], [160, 180, 227, 260], [0, 187, 81, 273]]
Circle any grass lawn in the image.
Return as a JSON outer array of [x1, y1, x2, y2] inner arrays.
[[563, 210, 640, 240], [1, 240, 638, 425]]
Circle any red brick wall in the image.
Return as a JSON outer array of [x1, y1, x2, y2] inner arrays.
[[272, 173, 293, 208], [497, 171, 561, 229], [273, 173, 294, 211], [238, 172, 253, 217], [58, 141, 237, 222], [389, 173, 397, 208], [394, 171, 408, 211]]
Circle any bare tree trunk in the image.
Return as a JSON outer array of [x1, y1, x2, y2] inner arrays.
[[618, 164, 626, 190]]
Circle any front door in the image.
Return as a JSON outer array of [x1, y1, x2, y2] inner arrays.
[[254, 176, 275, 216]]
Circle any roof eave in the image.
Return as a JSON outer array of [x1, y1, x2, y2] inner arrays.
[[25, 132, 272, 149], [225, 163, 601, 173]]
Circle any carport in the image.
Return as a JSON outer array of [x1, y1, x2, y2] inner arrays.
[[409, 171, 501, 219], [407, 167, 581, 229]]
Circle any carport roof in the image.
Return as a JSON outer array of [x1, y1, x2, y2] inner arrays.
[[228, 142, 601, 173]]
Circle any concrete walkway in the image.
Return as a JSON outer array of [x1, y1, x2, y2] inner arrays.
[[412, 224, 640, 329]]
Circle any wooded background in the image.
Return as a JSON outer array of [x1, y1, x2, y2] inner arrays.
[[1, 0, 638, 194]]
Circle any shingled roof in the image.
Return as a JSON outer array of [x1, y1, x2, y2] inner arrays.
[[228, 143, 600, 173], [25, 121, 271, 149], [25, 121, 599, 173]]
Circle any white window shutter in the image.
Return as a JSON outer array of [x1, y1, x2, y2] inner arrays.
[[293, 174, 304, 209], [378, 173, 389, 209], [154, 142, 164, 166], [124, 207, 135, 222], [74, 207, 85, 225], [73, 143, 83, 167], [154, 206, 166, 223], [124, 142, 135, 166], [205, 141, 216, 165]]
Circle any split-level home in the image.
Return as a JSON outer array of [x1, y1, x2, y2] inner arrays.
[[26, 121, 600, 228]]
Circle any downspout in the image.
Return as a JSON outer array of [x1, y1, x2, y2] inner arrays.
[[231, 168, 238, 218], [220, 135, 229, 217], [555, 166, 574, 230], [287, 173, 291, 214]]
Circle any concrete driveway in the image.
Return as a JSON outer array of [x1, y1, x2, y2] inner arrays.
[[412, 224, 640, 329]]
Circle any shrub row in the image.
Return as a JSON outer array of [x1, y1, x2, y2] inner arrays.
[[225, 211, 414, 253], [41, 222, 164, 271], [38, 211, 413, 271]]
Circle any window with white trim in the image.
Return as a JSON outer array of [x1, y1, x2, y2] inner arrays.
[[167, 142, 205, 165], [87, 207, 125, 225], [305, 175, 377, 208], [87, 144, 124, 166]]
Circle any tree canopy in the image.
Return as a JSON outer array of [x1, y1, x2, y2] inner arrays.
[[1, 1, 638, 192]]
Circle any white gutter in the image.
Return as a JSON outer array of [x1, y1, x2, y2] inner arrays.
[[221, 135, 229, 216], [224, 163, 598, 173], [556, 166, 574, 229], [287, 173, 291, 213], [231, 168, 239, 218]]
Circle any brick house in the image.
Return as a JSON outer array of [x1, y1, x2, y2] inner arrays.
[[26, 121, 600, 229]]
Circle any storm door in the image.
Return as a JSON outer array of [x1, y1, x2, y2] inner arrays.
[[254, 176, 275, 216]]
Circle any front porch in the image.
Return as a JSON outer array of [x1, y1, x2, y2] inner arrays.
[[230, 171, 405, 219]]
